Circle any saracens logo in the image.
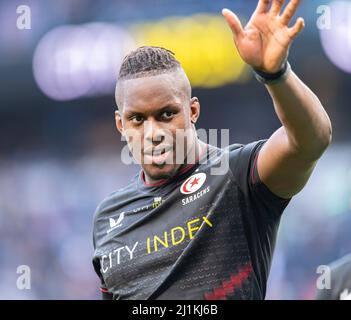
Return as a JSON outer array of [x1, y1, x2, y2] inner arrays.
[[180, 173, 207, 195]]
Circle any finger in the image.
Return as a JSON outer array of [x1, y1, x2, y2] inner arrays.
[[222, 8, 244, 40], [255, 0, 271, 14], [281, 0, 301, 25], [288, 17, 305, 39], [271, 0, 285, 16]]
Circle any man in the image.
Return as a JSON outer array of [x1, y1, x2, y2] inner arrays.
[[316, 254, 351, 300], [92, 0, 332, 300]]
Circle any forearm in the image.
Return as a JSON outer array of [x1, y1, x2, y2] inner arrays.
[[265, 69, 332, 160]]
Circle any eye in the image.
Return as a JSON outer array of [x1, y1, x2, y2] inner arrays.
[[131, 115, 144, 124], [162, 110, 175, 119]]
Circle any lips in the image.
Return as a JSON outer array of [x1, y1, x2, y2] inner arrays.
[[143, 145, 173, 165]]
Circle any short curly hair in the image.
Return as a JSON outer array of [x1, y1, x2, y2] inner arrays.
[[117, 46, 181, 80]]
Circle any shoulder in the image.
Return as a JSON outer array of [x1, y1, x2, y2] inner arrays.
[[93, 173, 138, 222], [221, 139, 268, 176], [92, 175, 138, 247], [206, 139, 267, 162], [225, 139, 267, 158]]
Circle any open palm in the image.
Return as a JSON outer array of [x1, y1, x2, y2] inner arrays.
[[222, 0, 304, 73]]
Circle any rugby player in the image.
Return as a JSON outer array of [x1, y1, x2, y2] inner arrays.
[[92, 0, 332, 300]]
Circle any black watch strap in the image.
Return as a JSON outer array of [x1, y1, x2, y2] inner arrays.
[[253, 61, 291, 84]]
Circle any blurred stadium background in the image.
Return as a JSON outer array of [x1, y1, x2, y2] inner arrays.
[[0, 0, 350, 299]]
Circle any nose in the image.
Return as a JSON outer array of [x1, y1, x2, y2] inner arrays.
[[144, 119, 165, 146]]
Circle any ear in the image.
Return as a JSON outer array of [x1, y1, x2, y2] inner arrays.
[[190, 97, 200, 124], [115, 110, 124, 136]]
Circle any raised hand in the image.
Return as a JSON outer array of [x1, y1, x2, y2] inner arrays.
[[222, 0, 304, 73]]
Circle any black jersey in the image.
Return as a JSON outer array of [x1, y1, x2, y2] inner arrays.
[[92, 139, 291, 300], [316, 253, 351, 300]]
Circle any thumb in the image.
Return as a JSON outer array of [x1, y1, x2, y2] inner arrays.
[[222, 8, 243, 41]]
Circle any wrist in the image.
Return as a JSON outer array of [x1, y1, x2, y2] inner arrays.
[[253, 60, 291, 85]]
